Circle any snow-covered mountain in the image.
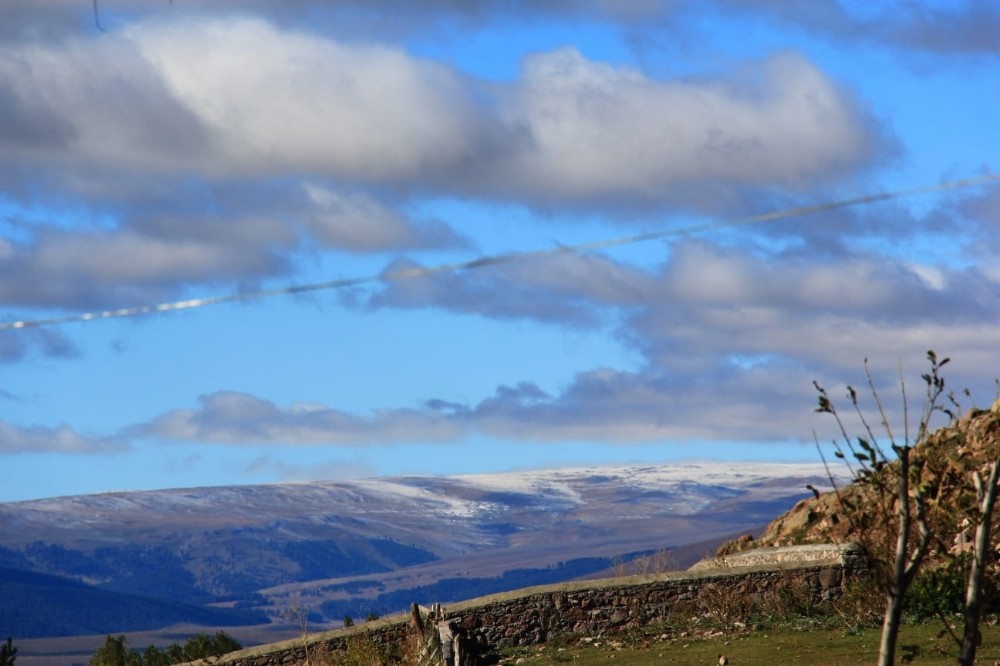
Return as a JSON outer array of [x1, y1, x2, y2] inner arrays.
[[0, 462, 833, 638]]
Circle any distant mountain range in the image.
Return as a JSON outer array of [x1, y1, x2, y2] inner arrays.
[[0, 462, 833, 639]]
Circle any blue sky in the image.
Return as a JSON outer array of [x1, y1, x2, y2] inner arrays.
[[1, 0, 999, 502]]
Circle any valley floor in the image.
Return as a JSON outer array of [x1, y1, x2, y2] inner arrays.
[[13, 622, 306, 666]]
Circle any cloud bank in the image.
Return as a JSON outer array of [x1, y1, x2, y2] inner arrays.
[[1, 0, 997, 475], [0, 16, 891, 318]]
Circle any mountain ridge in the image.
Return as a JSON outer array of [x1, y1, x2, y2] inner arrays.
[[0, 461, 832, 639]]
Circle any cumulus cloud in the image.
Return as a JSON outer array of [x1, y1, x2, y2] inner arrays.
[[483, 48, 886, 207], [797, 0, 1000, 57], [6, 0, 998, 59], [0, 420, 127, 453], [138, 391, 466, 444], [2, 0, 993, 458], [0, 225, 290, 310], [0, 13, 894, 321], [0, 19, 885, 200], [134, 224, 1000, 447], [303, 185, 467, 252], [126, 18, 493, 181], [628, 239, 1000, 379], [952, 187, 1000, 267], [0, 35, 209, 176], [0, 0, 676, 43], [362, 251, 654, 326], [461, 368, 821, 442], [0, 188, 463, 314], [125, 346, 980, 449], [884, 1, 1000, 56], [0, 18, 495, 188], [648, 240, 973, 320]]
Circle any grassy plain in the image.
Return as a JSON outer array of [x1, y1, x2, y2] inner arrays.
[[501, 623, 1000, 666]]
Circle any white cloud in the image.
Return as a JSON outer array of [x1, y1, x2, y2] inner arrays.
[[128, 18, 490, 181], [906, 263, 946, 290], [0, 20, 886, 205], [140, 391, 466, 444], [627, 239, 1000, 376], [486, 48, 885, 206], [0, 226, 289, 309], [7, 1, 998, 59], [0, 35, 208, 172], [3, 3, 989, 450], [323, 237, 1000, 444], [365, 251, 653, 326], [700, 0, 1000, 57], [0, 420, 127, 453], [303, 185, 465, 251], [0, 191, 465, 313]]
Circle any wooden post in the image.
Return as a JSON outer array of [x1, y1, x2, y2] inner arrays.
[[411, 603, 426, 648]]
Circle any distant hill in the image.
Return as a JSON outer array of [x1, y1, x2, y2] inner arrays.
[[0, 462, 831, 639], [0, 567, 266, 639]]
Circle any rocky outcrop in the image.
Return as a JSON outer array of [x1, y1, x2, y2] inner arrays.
[[753, 401, 1000, 549]]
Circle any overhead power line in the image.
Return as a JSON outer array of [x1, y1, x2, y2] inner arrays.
[[1, 172, 998, 332]]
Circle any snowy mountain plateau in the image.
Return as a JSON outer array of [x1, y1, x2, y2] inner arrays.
[[0, 462, 833, 639]]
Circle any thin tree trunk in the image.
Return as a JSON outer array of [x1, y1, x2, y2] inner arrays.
[[878, 448, 912, 666], [879, 448, 932, 666], [958, 460, 1000, 665], [879, 587, 906, 666]]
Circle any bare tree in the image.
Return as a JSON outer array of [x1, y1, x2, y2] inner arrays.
[[814, 351, 950, 666]]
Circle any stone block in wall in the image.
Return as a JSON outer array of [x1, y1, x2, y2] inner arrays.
[[608, 610, 629, 625], [819, 566, 842, 589]]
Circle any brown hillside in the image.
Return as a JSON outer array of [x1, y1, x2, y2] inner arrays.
[[733, 400, 1000, 558]]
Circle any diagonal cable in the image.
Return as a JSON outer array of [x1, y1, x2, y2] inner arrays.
[[2, 172, 997, 331]]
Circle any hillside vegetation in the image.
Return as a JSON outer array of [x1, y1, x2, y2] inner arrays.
[[0, 567, 266, 639], [719, 379, 1000, 666], [750, 398, 1000, 556]]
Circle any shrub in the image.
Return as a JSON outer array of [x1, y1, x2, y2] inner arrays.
[[318, 632, 388, 666], [906, 555, 1000, 621], [88, 632, 241, 666], [1, 638, 17, 666], [828, 576, 884, 633]]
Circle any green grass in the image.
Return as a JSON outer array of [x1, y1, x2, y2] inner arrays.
[[500, 623, 1000, 665]]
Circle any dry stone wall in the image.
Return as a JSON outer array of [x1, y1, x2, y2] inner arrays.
[[209, 543, 866, 666]]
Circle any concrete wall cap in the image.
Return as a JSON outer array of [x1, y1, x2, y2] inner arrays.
[[687, 542, 863, 572]]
